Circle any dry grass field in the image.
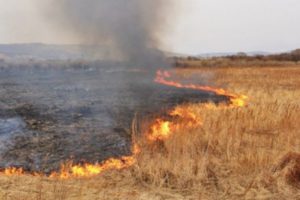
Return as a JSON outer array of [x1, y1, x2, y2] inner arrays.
[[1, 65, 300, 200]]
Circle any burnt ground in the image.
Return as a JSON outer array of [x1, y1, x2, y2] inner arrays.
[[0, 63, 227, 173]]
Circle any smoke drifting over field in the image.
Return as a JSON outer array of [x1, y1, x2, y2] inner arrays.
[[47, 0, 172, 67], [0, 1, 178, 172]]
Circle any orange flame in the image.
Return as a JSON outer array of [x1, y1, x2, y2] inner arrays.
[[148, 119, 171, 141], [155, 70, 248, 107], [1, 156, 137, 179], [3, 167, 24, 176], [1, 142, 140, 179], [49, 156, 136, 179], [147, 69, 248, 142], [148, 106, 202, 142]]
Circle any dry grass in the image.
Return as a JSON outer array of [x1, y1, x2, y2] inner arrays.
[[175, 57, 300, 68], [1, 66, 300, 199]]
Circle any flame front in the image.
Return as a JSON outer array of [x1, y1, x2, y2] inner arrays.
[[148, 106, 203, 142], [4, 167, 24, 176], [49, 156, 136, 179], [148, 119, 171, 141], [155, 70, 248, 107], [0, 69, 248, 179], [147, 69, 248, 142]]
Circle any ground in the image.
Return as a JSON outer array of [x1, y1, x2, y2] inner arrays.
[[0, 65, 300, 199]]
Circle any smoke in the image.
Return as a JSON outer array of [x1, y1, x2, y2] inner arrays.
[[45, 0, 172, 68]]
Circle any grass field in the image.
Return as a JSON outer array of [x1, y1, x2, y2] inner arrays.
[[1, 65, 300, 200]]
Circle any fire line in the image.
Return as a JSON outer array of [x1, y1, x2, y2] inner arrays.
[[0, 69, 248, 179]]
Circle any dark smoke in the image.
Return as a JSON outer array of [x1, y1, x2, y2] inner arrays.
[[47, 0, 171, 68], [0, 1, 176, 171]]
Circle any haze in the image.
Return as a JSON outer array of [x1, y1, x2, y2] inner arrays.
[[0, 0, 300, 54]]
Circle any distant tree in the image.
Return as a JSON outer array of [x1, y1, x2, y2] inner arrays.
[[236, 52, 247, 57], [291, 49, 300, 55]]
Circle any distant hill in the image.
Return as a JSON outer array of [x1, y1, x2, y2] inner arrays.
[[0, 43, 112, 61], [173, 49, 300, 68], [165, 51, 271, 59], [0, 43, 297, 62], [196, 51, 270, 58]]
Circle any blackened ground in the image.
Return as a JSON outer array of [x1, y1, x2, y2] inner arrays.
[[0, 63, 227, 173]]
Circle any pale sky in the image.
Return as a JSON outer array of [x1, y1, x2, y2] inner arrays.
[[0, 0, 300, 54]]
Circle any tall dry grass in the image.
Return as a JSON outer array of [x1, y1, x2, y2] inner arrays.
[[1, 66, 300, 199]]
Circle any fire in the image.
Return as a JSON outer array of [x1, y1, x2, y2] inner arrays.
[[170, 106, 202, 126], [148, 119, 171, 141], [147, 69, 248, 142], [0, 68, 248, 179], [3, 167, 41, 177], [230, 94, 248, 107], [49, 156, 136, 179], [1, 143, 139, 179], [148, 106, 202, 142], [2, 156, 137, 179], [155, 70, 248, 107], [4, 167, 24, 176]]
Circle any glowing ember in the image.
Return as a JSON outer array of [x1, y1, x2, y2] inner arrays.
[[132, 143, 141, 155]]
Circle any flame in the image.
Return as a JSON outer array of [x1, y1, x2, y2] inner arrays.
[[148, 106, 202, 142], [155, 70, 248, 107], [1, 156, 136, 179], [148, 119, 171, 141], [0, 69, 249, 179], [49, 142, 142, 178], [49, 156, 136, 179], [1, 143, 139, 179], [4, 167, 24, 176], [147, 69, 248, 142]]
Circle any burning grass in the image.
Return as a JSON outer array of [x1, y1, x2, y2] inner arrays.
[[1, 66, 300, 199]]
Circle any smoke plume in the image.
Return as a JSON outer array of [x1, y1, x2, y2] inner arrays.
[[46, 0, 171, 68]]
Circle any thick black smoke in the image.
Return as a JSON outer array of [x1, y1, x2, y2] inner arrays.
[[47, 0, 171, 68]]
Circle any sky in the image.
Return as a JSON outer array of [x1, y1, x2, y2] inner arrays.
[[0, 0, 300, 54]]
